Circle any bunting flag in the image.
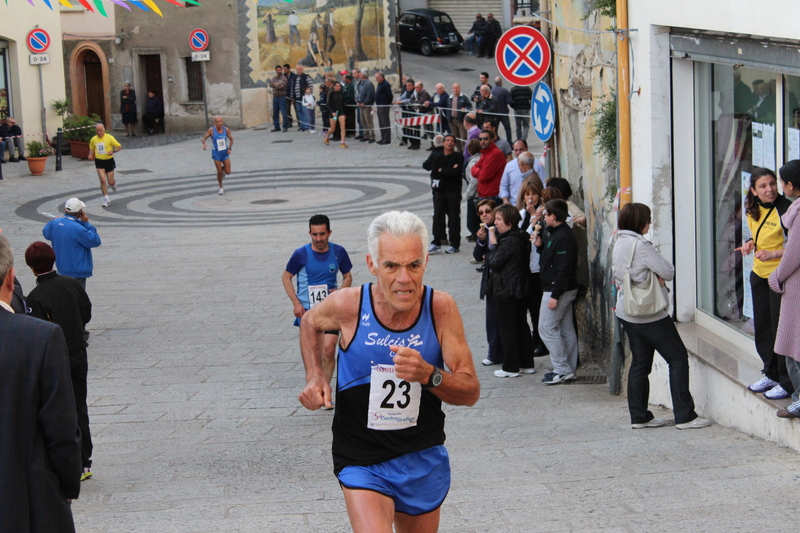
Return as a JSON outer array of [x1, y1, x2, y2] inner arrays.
[[8, 0, 205, 13], [93, 0, 107, 15]]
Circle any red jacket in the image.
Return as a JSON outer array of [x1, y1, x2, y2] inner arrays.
[[471, 143, 505, 198]]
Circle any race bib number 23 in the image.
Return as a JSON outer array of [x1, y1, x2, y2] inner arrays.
[[367, 364, 421, 430]]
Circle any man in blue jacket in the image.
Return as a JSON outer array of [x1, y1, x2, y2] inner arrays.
[[42, 198, 102, 290]]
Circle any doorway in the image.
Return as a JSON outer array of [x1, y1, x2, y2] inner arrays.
[[141, 54, 164, 133], [83, 50, 106, 125]]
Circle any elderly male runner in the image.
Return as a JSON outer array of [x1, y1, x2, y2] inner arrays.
[[298, 211, 480, 533], [88, 123, 121, 208], [201, 116, 234, 195], [284, 214, 353, 399]]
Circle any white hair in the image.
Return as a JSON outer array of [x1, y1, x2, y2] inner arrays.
[[361, 68, 369, 76], [433, 134, 444, 147], [367, 211, 428, 262]]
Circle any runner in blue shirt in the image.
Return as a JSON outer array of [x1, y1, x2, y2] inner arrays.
[[283, 214, 353, 396], [201, 116, 234, 195]]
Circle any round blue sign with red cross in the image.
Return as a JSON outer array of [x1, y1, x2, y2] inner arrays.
[[189, 29, 209, 52], [26, 29, 51, 54], [495, 26, 551, 86]]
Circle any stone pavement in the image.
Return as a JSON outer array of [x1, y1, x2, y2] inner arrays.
[[1, 127, 799, 533]]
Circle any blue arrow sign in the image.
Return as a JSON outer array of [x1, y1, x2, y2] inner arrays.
[[532, 82, 555, 142]]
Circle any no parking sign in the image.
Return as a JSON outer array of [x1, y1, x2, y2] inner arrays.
[[26, 29, 51, 53], [495, 26, 551, 86], [189, 28, 209, 52]]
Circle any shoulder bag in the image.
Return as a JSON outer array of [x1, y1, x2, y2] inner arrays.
[[623, 239, 668, 317]]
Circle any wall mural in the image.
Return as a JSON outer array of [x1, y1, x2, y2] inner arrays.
[[248, 0, 395, 83]]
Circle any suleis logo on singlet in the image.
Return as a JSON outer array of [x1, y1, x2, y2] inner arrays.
[[368, 364, 421, 430]]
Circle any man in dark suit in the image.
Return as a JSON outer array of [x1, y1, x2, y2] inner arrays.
[[26, 241, 94, 482], [0, 233, 82, 532]]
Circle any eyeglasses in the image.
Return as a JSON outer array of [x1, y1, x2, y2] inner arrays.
[[478, 137, 490, 141], [478, 209, 493, 215]]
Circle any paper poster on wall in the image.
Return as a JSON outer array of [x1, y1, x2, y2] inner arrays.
[[752, 123, 764, 168], [789, 128, 800, 161], [742, 170, 754, 319], [763, 124, 776, 171]]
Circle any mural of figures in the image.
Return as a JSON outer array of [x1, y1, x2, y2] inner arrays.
[[254, 0, 393, 83]]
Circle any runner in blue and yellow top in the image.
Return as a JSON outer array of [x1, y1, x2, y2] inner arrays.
[[201, 116, 234, 195], [297, 211, 479, 533], [88, 123, 121, 208], [283, 214, 353, 392]]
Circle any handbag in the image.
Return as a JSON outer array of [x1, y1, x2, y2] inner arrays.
[[622, 239, 669, 317]]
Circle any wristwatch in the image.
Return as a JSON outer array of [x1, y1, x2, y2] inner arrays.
[[424, 367, 443, 389]]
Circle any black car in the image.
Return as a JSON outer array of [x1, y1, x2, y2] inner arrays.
[[398, 9, 463, 56]]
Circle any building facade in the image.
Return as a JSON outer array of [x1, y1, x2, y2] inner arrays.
[[0, 4, 67, 141]]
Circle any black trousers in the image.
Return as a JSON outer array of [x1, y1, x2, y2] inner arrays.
[[750, 271, 794, 393], [526, 272, 543, 346], [466, 198, 479, 239], [377, 106, 391, 142], [495, 295, 535, 372], [432, 190, 461, 250], [619, 316, 698, 424], [484, 294, 506, 363], [70, 348, 93, 468]]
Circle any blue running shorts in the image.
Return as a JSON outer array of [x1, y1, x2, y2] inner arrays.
[[337, 445, 450, 515], [212, 152, 229, 162]]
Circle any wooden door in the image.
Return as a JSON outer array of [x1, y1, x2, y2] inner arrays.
[[84, 52, 106, 125]]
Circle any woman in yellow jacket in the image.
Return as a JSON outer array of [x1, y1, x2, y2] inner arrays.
[[737, 168, 794, 400]]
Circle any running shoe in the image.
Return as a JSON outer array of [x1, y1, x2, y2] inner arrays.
[[748, 375, 778, 393], [675, 417, 711, 430], [542, 372, 575, 385], [519, 367, 536, 374], [340, 143, 348, 148], [218, 188, 224, 195], [102, 200, 110, 208], [494, 370, 520, 378], [764, 384, 791, 400], [631, 418, 668, 429], [481, 358, 499, 366], [428, 244, 441, 254], [80, 468, 92, 481], [445, 246, 460, 254], [324, 136, 330, 145]]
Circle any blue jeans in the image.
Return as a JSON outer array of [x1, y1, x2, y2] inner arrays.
[[305, 107, 316, 130], [294, 100, 308, 130], [466, 35, 484, 54], [273, 96, 288, 130]]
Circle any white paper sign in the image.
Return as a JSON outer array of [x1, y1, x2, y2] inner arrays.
[[752, 123, 764, 168], [789, 128, 800, 162], [742, 171, 754, 319], [763, 124, 776, 171]]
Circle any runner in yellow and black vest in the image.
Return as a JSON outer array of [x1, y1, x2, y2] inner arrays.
[[88, 123, 121, 208]]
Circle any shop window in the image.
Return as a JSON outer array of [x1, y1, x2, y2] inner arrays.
[[185, 58, 204, 102], [784, 75, 800, 161], [695, 63, 780, 333]]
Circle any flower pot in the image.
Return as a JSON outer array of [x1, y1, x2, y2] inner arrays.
[[27, 157, 48, 176], [68, 140, 91, 160]]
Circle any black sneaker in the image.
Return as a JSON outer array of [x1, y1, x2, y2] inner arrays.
[[542, 372, 575, 385], [18, 155, 26, 161], [8, 156, 19, 163], [271, 128, 281, 132]]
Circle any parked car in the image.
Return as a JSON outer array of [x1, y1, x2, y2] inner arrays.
[[398, 9, 463, 56]]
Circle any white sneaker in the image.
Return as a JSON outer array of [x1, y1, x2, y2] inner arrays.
[[764, 384, 791, 400], [676, 417, 711, 430], [481, 358, 499, 366], [111, 183, 118, 192], [748, 375, 778, 393], [494, 369, 519, 378], [428, 244, 441, 254], [631, 418, 668, 429], [218, 188, 224, 195], [519, 367, 536, 374], [102, 199, 110, 207]]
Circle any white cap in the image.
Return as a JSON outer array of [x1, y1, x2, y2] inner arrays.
[[64, 198, 86, 214]]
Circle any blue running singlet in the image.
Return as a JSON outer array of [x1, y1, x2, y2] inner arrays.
[[211, 126, 229, 162], [331, 283, 445, 474]]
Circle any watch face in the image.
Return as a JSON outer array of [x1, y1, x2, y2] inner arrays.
[[432, 370, 443, 387]]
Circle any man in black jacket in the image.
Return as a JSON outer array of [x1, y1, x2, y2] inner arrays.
[[425, 134, 464, 254], [0, 235, 81, 532], [482, 13, 503, 59], [25, 241, 94, 481], [0, 116, 26, 163], [533, 199, 579, 385], [510, 84, 533, 142], [374, 72, 393, 144]]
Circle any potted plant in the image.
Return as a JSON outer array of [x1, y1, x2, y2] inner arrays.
[[63, 113, 101, 159], [25, 140, 56, 176]]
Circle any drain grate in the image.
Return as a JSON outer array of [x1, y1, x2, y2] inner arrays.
[[565, 375, 608, 385], [454, 68, 475, 72], [250, 199, 289, 205], [272, 140, 294, 144], [117, 169, 153, 175]]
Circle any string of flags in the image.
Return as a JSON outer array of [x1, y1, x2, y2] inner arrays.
[[6, 0, 203, 17]]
